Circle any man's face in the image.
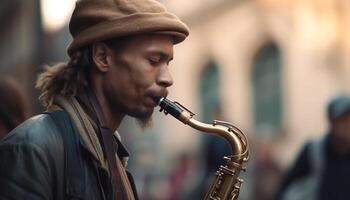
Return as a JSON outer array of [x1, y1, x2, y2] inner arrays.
[[332, 111, 350, 148], [103, 34, 174, 122]]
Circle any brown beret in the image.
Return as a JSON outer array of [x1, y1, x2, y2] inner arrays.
[[67, 0, 190, 56]]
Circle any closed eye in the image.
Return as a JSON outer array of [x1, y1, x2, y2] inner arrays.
[[147, 52, 173, 66], [149, 57, 161, 64]]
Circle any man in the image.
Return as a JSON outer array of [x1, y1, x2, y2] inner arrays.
[[0, 0, 189, 199], [0, 76, 28, 139], [275, 94, 350, 200]]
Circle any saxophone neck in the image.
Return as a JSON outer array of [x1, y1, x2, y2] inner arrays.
[[158, 97, 249, 160]]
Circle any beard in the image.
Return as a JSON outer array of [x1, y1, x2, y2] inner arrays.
[[132, 105, 155, 130], [135, 115, 153, 130]]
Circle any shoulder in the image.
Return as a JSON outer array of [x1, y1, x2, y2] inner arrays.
[[0, 111, 72, 154]]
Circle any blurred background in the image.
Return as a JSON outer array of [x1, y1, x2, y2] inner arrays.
[[1, 0, 350, 199]]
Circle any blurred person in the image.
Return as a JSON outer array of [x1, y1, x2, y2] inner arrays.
[[168, 153, 197, 200], [275, 94, 350, 200], [0, 0, 189, 199], [0, 76, 28, 139], [253, 140, 281, 200]]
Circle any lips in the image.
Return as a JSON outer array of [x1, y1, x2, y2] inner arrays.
[[147, 90, 167, 104], [151, 96, 162, 105], [144, 96, 159, 107]]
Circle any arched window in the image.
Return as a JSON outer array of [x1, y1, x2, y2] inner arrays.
[[200, 61, 220, 122], [252, 43, 283, 135]]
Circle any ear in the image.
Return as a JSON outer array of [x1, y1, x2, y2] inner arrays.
[[92, 42, 110, 72]]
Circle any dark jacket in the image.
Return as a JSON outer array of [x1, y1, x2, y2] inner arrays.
[[0, 110, 137, 200]]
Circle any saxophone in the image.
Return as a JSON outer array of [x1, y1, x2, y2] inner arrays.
[[158, 97, 249, 200]]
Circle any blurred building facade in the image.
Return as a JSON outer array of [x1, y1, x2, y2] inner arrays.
[[162, 0, 350, 165], [1, 0, 350, 199], [151, 0, 350, 199], [0, 0, 72, 114], [0, 0, 43, 113]]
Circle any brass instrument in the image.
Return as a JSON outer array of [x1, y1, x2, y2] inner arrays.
[[158, 97, 249, 200]]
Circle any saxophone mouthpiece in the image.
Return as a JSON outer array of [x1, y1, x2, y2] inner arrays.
[[158, 97, 165, 105], [158, 97, 184, 119]]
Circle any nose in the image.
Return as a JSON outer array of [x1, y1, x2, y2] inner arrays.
[[157, 65, 173, 88]]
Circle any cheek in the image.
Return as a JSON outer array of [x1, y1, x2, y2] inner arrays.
[[133, 74, 155, 90], [107, 57, 158, 100], [130, 66, 158, 89]]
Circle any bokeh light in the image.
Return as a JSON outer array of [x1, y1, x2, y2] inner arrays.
[[40, 0, 76, 32]]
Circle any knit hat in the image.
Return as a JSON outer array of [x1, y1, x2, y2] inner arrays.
[[327, 94, 350, 121], [67, 0, 189, 56]]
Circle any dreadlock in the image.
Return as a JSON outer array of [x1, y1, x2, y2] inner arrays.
[[36, 48, 91, 107]]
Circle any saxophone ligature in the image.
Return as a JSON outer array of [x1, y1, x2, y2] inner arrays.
[[158, 97, 249, 200]]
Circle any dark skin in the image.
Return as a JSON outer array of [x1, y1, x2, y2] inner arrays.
[[89, 34, 174, 132], [0, 121, 9, 139], [330, 111, 350, 155]]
